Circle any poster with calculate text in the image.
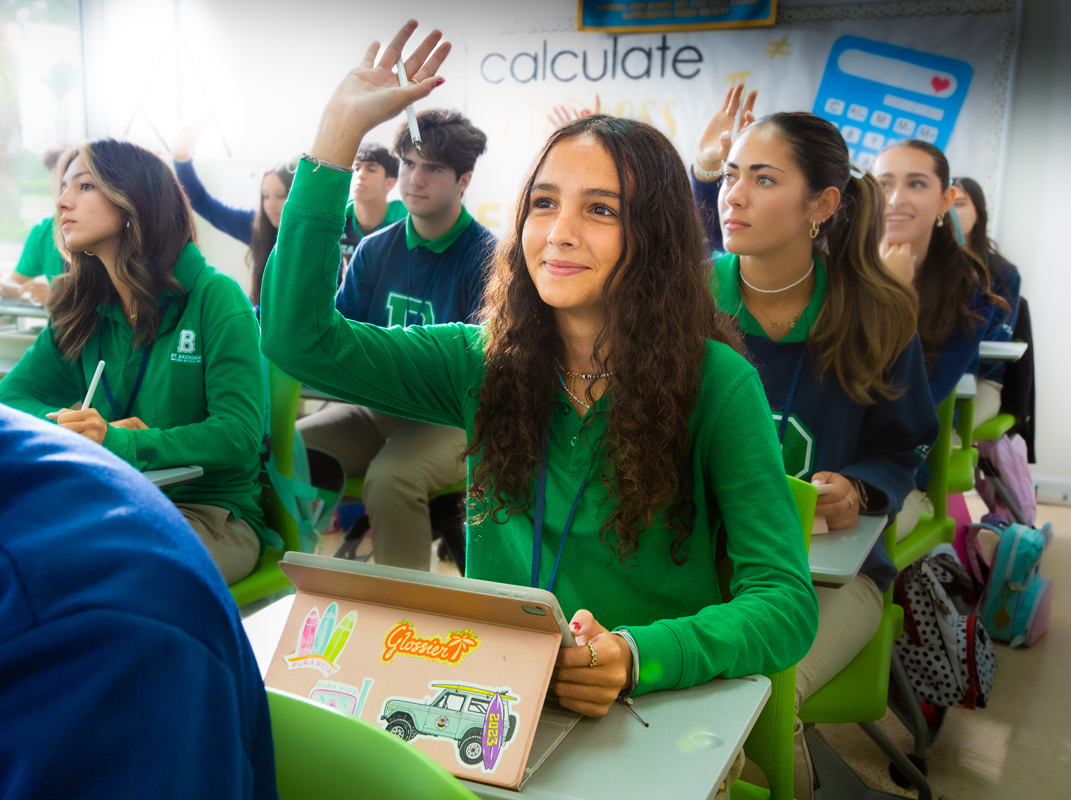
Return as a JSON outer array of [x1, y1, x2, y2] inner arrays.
[[461, 2, 1017, 238]]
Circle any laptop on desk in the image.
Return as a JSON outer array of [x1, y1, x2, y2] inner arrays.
[[266, 553, 582, 790]]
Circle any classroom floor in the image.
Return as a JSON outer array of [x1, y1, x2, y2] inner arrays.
[[317, 498, 1071, 798]]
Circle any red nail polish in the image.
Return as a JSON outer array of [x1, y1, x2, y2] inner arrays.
[[435, 77, 446, 86], [570, 622, 581, 632]]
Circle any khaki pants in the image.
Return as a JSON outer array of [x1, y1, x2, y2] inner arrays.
[[975, 378, 1003, 428], [297, 403, 466, 570], [791, 573, 884, 800], [176, 502, 261, 586], [896, 488, 933, 542]]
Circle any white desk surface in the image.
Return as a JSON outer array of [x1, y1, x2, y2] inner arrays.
[[143, 466, 203, 488], [0, 301, 49, 319], [978, 341, 1027, 362], [955, 373, 977, 400], [243, 596, 771, 800], [808, 514, 888, 585]]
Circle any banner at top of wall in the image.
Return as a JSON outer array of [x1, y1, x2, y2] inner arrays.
[[578, 0, 777, 33]]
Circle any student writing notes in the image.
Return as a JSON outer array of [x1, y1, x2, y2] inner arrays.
[[0, 405, 275, 800], [0, 140, 265, 586], [260, 21, 817, 723], [713, 112, 939, 799]]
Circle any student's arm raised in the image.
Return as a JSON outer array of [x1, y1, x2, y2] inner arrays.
[[261, 23, 477, 427]]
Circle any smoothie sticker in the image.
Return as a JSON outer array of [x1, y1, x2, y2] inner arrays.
[[308, 678, 374, 718], [379, 682, 520, 773], [285, 603, 357, 676], [380, 620, 480, 666]]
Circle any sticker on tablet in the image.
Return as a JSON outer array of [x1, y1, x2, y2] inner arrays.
[[380, 681, 520, 773], [381, 620, 481, 666], [285, 603, 357, 676]]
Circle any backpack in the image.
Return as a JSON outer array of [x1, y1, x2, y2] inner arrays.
[[966, 515, 1053, 648], [975, 434, 1036, 526], [260, 359, 344, 554], [894, 558, 996, 709]]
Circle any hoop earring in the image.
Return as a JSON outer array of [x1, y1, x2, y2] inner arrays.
[[936, 217, 944, 227], [810, 220, 820, 239]]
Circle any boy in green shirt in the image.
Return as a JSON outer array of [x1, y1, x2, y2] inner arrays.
[[339, 142, 408, 270]]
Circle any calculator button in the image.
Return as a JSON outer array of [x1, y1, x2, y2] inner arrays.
[[824, 98, 846, 116], [870, 111, 892, 129], [847, 104, 868, 122], [917, 125, 939, 143], [893, 117, 917, 136], [841, 126, 861, 144], [862, 131, 885, 150], [857, 152, 876, 169]]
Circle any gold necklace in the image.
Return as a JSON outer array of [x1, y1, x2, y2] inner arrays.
[[741, 282, 810, 332]]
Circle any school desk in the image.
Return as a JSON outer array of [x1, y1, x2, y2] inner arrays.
[[808, 514, 889, 586], [242, 595, 772, 800], [955, 373, 977, 400], [0, 301, 49, 320], [143, 466, 204, 488], [978, 341, 1028, 362]]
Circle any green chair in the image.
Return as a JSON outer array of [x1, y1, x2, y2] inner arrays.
[[947, 389, 979, 494], [229, 364, 304, 607], [731, 475, 816, 800], [973, 413, 1016, 442], [267, 688, 479, 800], [791, 395, 959, 800]]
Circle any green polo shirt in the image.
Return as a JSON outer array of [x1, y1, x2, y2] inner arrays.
[[711, 253, 827, 341], [0, 243, 264, 532], [15, 216, 66, 284], [260, 159, 818, 697], [405, 206, 474, 253], [343, 198, 407, 240]]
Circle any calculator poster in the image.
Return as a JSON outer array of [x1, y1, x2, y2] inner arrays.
[[813, 37, 973, 170], [456, 4, 1016, 237]]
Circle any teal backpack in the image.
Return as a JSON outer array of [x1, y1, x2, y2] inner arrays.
[[259, 358, 344, 554], [968, 515, 1053, 648]]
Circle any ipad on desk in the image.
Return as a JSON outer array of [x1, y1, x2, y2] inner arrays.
[[266, 552, 582, 790]]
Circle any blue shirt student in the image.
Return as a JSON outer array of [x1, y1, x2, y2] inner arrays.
[[335, 207, 495, 327], [174, 159, 256, 244], [712, 254, 940, 592], [0, 406, 275, 799]]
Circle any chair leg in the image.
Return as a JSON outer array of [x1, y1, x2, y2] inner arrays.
[[334, 515, 371, 560], [889, 649, 930, 760], [857, 721, 932, 800]]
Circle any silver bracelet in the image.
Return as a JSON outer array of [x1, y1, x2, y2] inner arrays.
[[613, 628, 641, 696], [692, 162, 724, 183], [301, 153, 355, 174]]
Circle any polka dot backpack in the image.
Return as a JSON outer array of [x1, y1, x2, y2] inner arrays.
[[893, 556, 997, 709]]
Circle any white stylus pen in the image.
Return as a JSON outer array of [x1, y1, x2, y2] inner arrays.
[[83, 359, 105, 411], [397, 56, 422, 151]]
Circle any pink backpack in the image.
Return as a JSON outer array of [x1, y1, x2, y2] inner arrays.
[[975, 434, 1036, 526]]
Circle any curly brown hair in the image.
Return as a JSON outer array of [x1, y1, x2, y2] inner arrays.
[[464, 115, 743, 565]]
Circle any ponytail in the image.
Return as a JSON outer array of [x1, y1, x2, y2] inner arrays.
[[811, 170, 918, 402], [758, 113, 918, 403]]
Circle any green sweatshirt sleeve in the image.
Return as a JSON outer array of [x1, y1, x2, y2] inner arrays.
[[0, 326, 86, 418], [626, 370, 819, 694], [14, 219, 51, 280], [101, 305, 264, 473], [260, 160, 477, 428]]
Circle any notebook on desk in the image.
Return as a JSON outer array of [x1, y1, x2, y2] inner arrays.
[[266, 553, 582, 790]]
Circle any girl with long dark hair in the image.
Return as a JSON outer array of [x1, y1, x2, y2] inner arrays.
[[261, 22, 817, 722], [0, 139, 265, 586], [952, 176, 1021, 424], [706, 111, 939, 798]]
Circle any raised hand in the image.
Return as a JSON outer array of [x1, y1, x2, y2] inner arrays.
[[311, 21, 451, 168], [172, 116, 210, 161], [696, 84, 757, 179], [547, 94, 602, 129]]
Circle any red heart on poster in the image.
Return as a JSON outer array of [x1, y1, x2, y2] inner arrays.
[[931, 76, 951, 93]]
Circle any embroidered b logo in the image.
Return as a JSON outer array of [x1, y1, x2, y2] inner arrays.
[[178, 330, 196, 353]]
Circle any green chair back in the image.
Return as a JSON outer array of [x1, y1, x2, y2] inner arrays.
[[229, 363, 303, 606], [732, 476, 816, 800], [268, 688, 479, 800], [973, 413, 1016, 442]]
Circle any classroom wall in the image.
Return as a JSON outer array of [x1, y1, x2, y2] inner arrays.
[[995, 0, 1071, 503]]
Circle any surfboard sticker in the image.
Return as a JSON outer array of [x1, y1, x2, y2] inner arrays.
[[482, 692, 504, 770]]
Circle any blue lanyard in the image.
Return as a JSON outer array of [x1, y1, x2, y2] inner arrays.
[[405, 249, 446, 328], [98, 298, 170, 420], [776, 349, 807, 446], [530, 429, 601, 593]]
